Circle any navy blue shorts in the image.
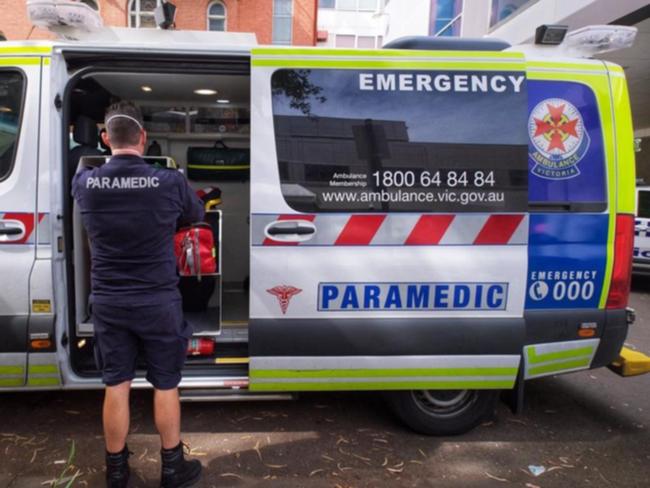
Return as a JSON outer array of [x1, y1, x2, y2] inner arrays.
[[92, 300, 193, 390]]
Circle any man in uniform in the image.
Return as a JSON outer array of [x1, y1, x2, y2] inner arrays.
[[72, 101, 204, 488]]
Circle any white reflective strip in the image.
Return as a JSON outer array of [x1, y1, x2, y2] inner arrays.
[[370, 214, 421, 245], [523, 339, 599, 380], [253, 375, 515, 384], [253, 54, 524, 64], [251, 215, 279, 245], [304, 215, 349, 246], [252, 355, 520, 371], [527, 338, 599, 357], [508, 214, 529, 244], [28, 352, 59, 368], [438, 215, 487, 245]]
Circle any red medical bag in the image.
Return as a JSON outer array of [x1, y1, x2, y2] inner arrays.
[[174, 223, 217, 278]]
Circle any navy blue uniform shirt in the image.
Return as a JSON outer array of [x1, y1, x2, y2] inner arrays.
[[72, 154, 204, 306]]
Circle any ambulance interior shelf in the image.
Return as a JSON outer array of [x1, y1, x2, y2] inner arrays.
[[178, 208, 224, 337]]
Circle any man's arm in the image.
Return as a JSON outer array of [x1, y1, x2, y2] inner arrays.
[[71, 168, 89, 201], [177, 174, 205, 227]]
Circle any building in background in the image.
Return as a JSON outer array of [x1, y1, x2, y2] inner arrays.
[[0, 0, 318, 46], [384, 0, 649, 176], [384, 0, 462, 42], [316, 0, 386, 48]]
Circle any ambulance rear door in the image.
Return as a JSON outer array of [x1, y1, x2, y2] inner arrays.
[[0, 48, 45, 388], [249, 47, 530, 392]]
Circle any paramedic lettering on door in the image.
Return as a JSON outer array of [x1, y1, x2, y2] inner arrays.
[[271, 69, 529, 213]]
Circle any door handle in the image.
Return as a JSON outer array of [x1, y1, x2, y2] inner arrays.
[[0, 226, 23, 236], [267, 223, 315, 236], [264, 220, 316, 243]]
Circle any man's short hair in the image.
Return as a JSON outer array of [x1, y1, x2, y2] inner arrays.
[[104, 101, 144, 148]]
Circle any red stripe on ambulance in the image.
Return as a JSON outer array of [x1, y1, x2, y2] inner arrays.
[[405, 215, 455, 245], [473, 215, 525, 245], [256, 213, 527, 246], [0, 212, 44, 245], [335, 215, 386, 245]]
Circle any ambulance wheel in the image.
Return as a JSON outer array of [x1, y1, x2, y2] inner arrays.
[[385, 389, 499, 436]]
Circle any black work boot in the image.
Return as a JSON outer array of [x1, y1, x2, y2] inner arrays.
[[105, 444, 130, 488], [160, 442, 202, 488]]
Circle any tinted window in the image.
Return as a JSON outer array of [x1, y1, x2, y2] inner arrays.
[[638, 190, 650, 218], [271, 68, 529, 213], [0, 71, 25, 181], [527, 80, 606, 211]]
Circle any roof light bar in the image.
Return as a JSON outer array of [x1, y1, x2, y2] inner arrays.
[[27, 0, 103, 36], [564, 25, 638, 56]]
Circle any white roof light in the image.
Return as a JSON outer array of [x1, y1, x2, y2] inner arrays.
[[27, 0, 103, 37], [141, 86, 153, 93], [564, 25, 637, 56], [194, 89, 217, 96], [216, 99, 230, 104]]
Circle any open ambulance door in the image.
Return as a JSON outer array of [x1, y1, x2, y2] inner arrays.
[[248, 47, 531, 403]]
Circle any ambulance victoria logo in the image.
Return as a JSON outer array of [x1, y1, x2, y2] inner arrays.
[[267, 285, 302, 314], [528, 98, 589, 180]]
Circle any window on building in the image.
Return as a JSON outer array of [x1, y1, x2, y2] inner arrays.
[[358, 0, 378, 11], [0, 71, 25, 181], [335, 35, 356, 47], [357, 36, 375, 48], [490, 0, 535, 28], [207, 1, 227, 31], [431, 0, 462, 37], [319, 0, 336, 8], [129, 0, 161, 28], [335, 35, 382, 48], [337, 0, 356, 10], [80, 0, 99, 10], [273, 0, 293, 45]]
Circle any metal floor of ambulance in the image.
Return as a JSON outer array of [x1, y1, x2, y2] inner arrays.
[[184, 289, 249, 342]]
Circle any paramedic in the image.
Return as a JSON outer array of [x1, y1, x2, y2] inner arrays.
[[71, 101, 204, 488]]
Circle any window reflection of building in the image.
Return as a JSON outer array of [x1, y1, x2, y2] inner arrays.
[[273, 112, 528, 212], [274, 115, 409, 187]]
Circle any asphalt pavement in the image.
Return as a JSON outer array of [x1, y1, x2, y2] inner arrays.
[[2, 280, 650, 487]]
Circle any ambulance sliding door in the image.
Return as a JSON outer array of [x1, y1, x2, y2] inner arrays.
[[249, 48, 530, 392]]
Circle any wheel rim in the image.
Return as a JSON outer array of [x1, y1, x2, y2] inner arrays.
[[411, 389, 478, 418]]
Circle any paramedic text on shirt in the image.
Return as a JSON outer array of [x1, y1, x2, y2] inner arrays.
[[71, 101, 204, 488]]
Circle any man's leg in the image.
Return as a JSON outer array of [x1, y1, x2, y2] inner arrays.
[[103, 381, 132, 453], [154, 387, 181, 449]]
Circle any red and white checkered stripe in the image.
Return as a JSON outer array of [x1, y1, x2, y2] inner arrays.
[[253, 213, 528, 246]]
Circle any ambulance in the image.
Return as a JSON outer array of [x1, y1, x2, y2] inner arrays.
[[0, 1, 647, 435], [634, 184, 650, 273]]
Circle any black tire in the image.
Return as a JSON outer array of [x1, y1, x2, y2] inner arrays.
[[385, 389, 499, 436]]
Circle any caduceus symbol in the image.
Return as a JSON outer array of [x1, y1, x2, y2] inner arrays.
[[266, 285, 303, 314]]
